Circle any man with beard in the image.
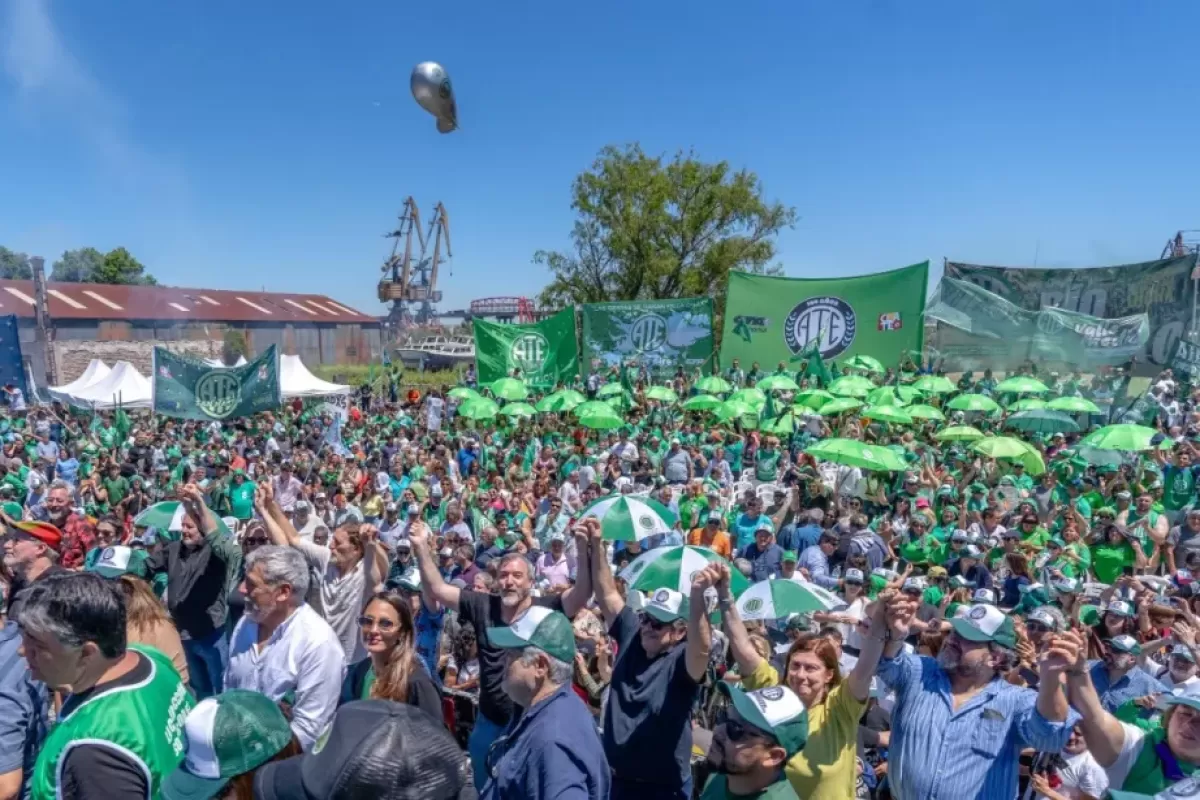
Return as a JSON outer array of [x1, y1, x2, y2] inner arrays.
[[31, 480, 95, 569], [700, 684, 808, 799], [407, 520, 593, 790], [878, 602, 1078, 799], [142, 484, 242, 699], [1088, 634, 1167, 713], [225, 545, 343, 751], [1, 519, 67, 618]]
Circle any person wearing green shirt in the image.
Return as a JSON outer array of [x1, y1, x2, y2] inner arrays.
[[1008, 462, 1035, 494], [755, 440, 782, 483], [228, 470, 257, 520], [100, 462, 130, 508], [1090, 522, 1139, 585], [25, 573, 194, 800], [701, 682, 808, 800]]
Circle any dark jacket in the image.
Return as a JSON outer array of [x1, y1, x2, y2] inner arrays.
[[340, 657, 444, 725]]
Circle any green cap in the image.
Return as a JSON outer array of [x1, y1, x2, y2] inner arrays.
[[87, 546, 150, 579], [716, 683, 809, 758], [161, 690, 294, 800], [487, 606, 576, 664], [951, 604, 1018, 649], [1, 501, 22, 519], [782, 550, 798, 563]]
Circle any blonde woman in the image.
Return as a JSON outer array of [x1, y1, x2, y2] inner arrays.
[[118, 574, 190, 684]]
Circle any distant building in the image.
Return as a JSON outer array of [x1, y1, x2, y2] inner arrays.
[[0, 279, 381, 386]]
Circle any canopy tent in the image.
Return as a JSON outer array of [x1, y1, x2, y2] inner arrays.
[[280, 354, 351, 398], [65, 361, 152, 409], [49, 359, 110, 403], [203, 356, 248, 368]]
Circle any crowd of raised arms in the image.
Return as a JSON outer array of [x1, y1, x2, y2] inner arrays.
[[3, 354, 1200, 800]]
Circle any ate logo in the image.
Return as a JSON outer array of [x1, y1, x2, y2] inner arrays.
[[509, 333, 549, 375], [631, 314, 668, 353]]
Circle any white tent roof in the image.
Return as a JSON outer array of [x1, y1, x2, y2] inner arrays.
[[49, 359, 110, 403], [280, 354, 351, 398], [66, 361, 152, 409], [204, 356, 248, 368]]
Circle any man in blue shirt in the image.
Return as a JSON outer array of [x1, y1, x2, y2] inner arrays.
[[0, 621, 49, 800], [481, 607, 610, 800], [1089, 634, 1167, 713], [738, 525, 784, 582], [777, 507, 824, 553], [796, 532, 840, 590], [732, 497, 773, 552]]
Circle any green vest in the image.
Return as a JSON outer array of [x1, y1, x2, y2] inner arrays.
[[1122, 726, 1197, 795], [32, 645, 193, 800]]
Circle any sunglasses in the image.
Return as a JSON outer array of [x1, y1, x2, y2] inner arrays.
[[1025, 622, 1050, 634], [358, 615, 397, 631], [639, 615, 671, 631], [723, 716, 773, 745], [243, 537, 268, 546]]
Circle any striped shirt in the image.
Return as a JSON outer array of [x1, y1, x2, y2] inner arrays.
[[877, 652, 1077, 800], [1088, 660, 1167, 713], [0, 622, 49, 800]]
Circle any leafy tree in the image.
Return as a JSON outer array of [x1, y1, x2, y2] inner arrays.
[[91, 247, 157, 286], [50, 247, 106, 282], [535, 144, 796, 333], [222, 329, 249, 365], [0, 247, 33, 280]]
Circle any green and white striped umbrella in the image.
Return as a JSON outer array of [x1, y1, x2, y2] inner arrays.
[[737, 579, 843, 621], [580, 495, 677, 542], [134, 501, 233, 536], [619, 545, 751, 597]]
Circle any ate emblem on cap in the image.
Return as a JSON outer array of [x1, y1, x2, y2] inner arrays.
[[654, 589, 671, 603], [760, 686, 785, 701], [969, 606, 988, 621], [100, 547, 116, 562]]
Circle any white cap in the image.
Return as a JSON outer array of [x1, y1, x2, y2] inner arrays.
[[407, 503, 420, 516]]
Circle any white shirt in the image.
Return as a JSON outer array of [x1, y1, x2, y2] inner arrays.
[[273, 474, 304, 511], [295, 539, 368, 664], [226, 603, 346, 751], [559, 480, 582, 512], [1034, 749, 1108, 800]]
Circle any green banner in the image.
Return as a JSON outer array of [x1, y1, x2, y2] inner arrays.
[[472, 308, 580, 387], [721, 262, 929, 369], [926, 277, 1150, 370], [580, 298, 714, 378], [1170, 338, 1200, 379], [153, 345, 282, 421]]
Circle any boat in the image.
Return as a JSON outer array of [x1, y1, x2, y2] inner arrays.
[[395, 335, 475, 370]]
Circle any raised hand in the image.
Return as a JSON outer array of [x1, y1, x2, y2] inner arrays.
[[408, 520, 431, 549], [1174, 620, 1198, 648], [883, 589, 917, 641], [1041, 628, 1087, 678]]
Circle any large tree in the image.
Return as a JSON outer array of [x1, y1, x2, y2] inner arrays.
[[50, 247, 106, 282], [90, 247, 157, 285], [535, 144, 795, 327], [0, 247, 33, 280]]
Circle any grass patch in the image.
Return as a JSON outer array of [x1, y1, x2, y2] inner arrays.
[[311, 364, 465, 389]]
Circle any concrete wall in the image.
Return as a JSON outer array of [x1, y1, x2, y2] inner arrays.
[[51, 340, 222, 383]]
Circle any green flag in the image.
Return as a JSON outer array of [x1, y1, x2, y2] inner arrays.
[[473, 308, 579, 388], [580, 298, 714, 380], [720, 262, 929, 371], [799, 340, 833, 387], [153, 345, 282, 421]]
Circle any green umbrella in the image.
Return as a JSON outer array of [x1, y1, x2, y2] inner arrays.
[[817, 397, 864, 416], [1004, 409, 1080, 435], [828, 375, 876, 398], [133, 502, 233, 536], [448, 387, 482, 402], [573, 400, 621, 420], [970, 436, 1046, 475], [1080, 424, 1160, 452], [603, 393, 635, 411], [863, 405, 913, 424], [681, 394, 723, 412], [645, 385, 678, 403], [796, 389, 835, 409], [905, 404, 946, 421], [935, 425, 985, 442], [805, 438, 908, 471], [498, 402, 537, 419], [729, 388, 767, 409], [761, 411, 805, 434], [715, 399, 757, 422], [536, 392, 582, 413], [489, 378, 529, 401], [695, 376, 733, 394], [842, 354, 885, 373], [579, 495, 678, 542], [911, 375, 956, 394], [757, 375, 800, 392], [1047, 396, 1102, 415], [1007, 398, 1048, 412], [577, 411, 624, 430], [866, 386, 919, 407], [737, 578, 843, 620], [596, 383, 627, 398], [457, 397, 500, 420], [619, 546, 750, 597], [994, 376, 1050, 394], [947, 393, 1001, 413]]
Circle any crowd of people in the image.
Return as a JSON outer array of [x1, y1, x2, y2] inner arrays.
[[2, 355, 1200, 799]]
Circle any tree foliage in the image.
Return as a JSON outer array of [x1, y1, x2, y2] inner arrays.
[[48, 246, 157, 285], [535, 144, 796, 327], [222, 329, 249, 364], [0, 247, 33, 280]]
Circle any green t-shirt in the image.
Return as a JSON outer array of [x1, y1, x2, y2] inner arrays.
[[103, 475, 130, 506], [1090, 541, 1135, 585], [229, 481, 256, 520], [700, 773, 799, 799], [1164, 466, 1197, 511], [755, 450, 781, 482]]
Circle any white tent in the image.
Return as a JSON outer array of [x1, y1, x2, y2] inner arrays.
[[280, 354, 351, 398], [66, 361, 152, 409], [204, 356, 248, 368], [49, 359, 110, 403]]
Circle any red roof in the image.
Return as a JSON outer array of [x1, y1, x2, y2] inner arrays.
[[0, 280, 377, 325]]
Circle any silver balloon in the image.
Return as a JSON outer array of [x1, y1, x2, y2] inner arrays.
[[410, 62, 458, 133]]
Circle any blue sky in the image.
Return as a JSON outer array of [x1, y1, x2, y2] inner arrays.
[[1, 0, 1196, 315]]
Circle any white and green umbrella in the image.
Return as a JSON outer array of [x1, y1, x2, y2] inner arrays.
[[619, 545, 751, 597], [911, 375, 956, 394], [134, 501, 233, 536], [580, 495, 677, 542], [737, 579, 843, 621], [448, 386, 482, 402]]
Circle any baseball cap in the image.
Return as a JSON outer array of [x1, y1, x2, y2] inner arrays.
[[950, 529, 969, 543], [951, 604, 1017, 649], [971, 588, 996, 605], [294, 501, 310, 512], [1, 501, 21, 519], [715, 683, 810, 758], [9, 520, 62, 552], [755, 520, 774, 534], [961, 544, 982, 559], [1105, 600, 1136, 618], [486, 607, 576, 664], [162, 690, 294, 800], [781, 550, 797, 564], [87, 546, 149, 580], [1171, 644, 1197, 663], [1027, 607, 1063, 632], [642, 587, 689, 623], [438, 547, 453, 558], [844, 568, 865, 585], [385, 502, 398, 512], [430, 484, 444, 497], [902, 576, 927, 594], [395, 538, 412, 551], [406, 503, 420, 516], [706, 511, 722, 523], [1110, 634, 1142, 655], [394, 569, 421, 593], [927, 566, 948, 579], [253, 701, 471, 800]]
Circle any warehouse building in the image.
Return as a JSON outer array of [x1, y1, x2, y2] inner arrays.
[[0, 278, 381, 386]]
